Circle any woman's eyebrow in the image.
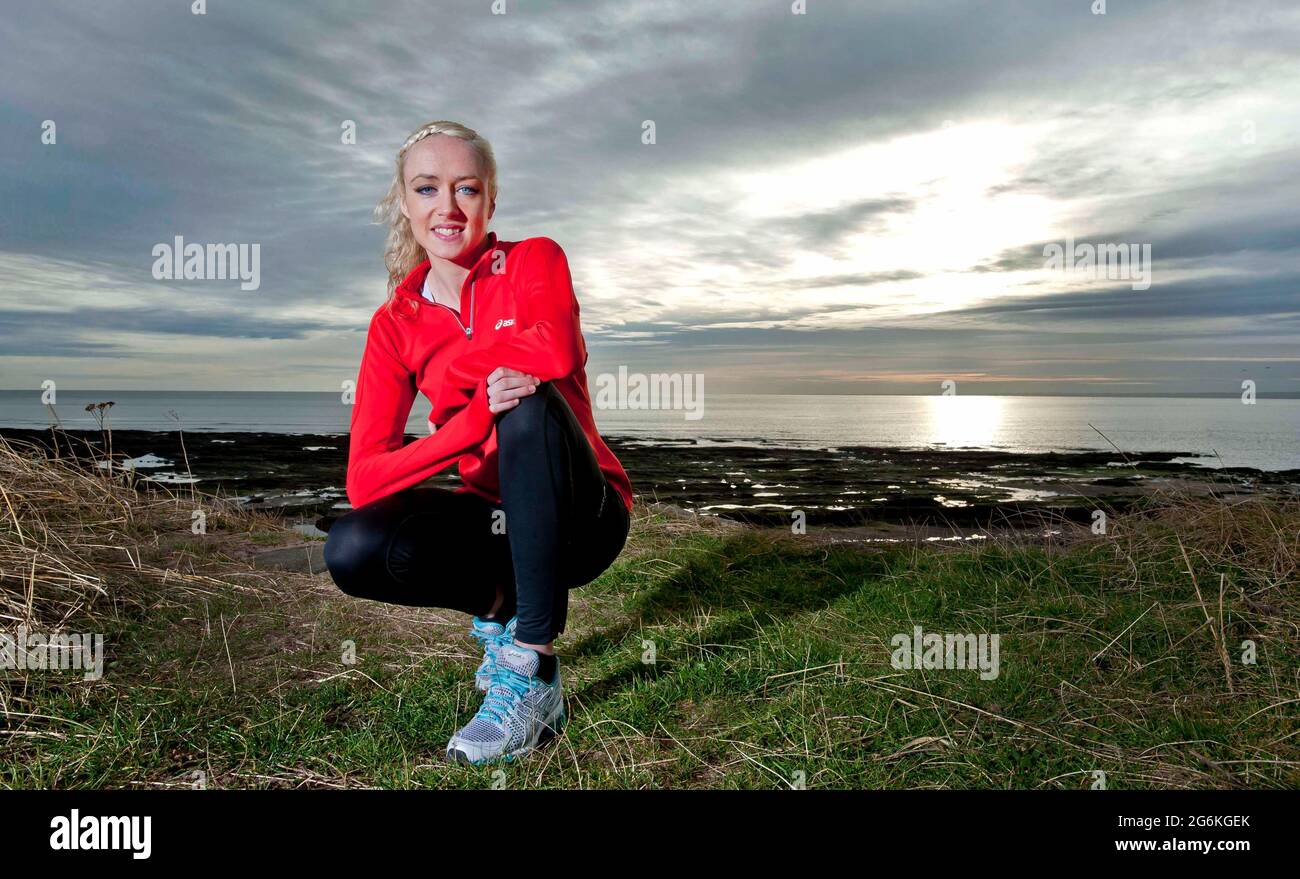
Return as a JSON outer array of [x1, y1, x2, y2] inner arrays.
[[408, 173, 482, 183]]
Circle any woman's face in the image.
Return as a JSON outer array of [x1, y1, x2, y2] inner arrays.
[[399, 134, 495, 265]]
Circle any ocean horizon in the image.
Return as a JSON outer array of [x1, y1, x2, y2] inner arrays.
[[3, 389, 1297, 472]]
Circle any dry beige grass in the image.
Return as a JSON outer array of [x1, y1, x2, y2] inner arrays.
[[0, 432, 286, 632]]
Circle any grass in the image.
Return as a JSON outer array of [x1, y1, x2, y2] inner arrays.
[[1, 432, 1297, 789]]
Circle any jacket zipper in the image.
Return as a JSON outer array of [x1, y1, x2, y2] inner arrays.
[[429, 279, 474, 339]]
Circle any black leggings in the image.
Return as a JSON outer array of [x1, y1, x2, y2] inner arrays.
[[323, 382, 630, 645]]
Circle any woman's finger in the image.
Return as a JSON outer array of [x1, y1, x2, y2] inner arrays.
[[488, 367, 538, 383], [488, 398, 521, 414], [488, 383, 538, 407], [488, 366, 530, 383], [489, 375, 538, 393]]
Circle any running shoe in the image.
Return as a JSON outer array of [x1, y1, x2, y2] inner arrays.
[[446, 643, 565, 765]]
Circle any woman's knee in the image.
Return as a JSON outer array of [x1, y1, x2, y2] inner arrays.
[[566, 495, 630, 587], [323, 509, 390, 596], [496, 380, 558, 448]]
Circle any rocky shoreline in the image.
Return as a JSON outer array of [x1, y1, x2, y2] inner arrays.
[[3, 428, 1296, 532]]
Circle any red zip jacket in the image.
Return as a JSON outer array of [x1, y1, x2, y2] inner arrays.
[[344, 232, 634, 513]]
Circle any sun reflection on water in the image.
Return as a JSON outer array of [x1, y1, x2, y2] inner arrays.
[[926, 395, 1004, 448]]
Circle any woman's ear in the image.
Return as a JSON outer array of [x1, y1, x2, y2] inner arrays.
[[488, 198, 496, 221], [399, 193, 410, 221]]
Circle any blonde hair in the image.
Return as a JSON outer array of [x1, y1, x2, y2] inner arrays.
[[374, 120, 499, 296]]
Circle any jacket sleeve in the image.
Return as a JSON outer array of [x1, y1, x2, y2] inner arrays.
[[344, 307, 495, 509], [443, 237, 586, 389]]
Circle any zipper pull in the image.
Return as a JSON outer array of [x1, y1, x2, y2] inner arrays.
[[467, 280, 475, 339]]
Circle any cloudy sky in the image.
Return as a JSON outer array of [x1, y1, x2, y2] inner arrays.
[[2, 0, 1298, 395]]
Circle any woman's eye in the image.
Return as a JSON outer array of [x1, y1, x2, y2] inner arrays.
[[414, 185, 475, 195]]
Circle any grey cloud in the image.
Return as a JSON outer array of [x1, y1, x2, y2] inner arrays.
[[0, 306, 344, 357], [1, 0, 1298, 393]]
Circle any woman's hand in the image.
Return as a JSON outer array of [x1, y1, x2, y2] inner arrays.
[[486, 366, 540, 414]]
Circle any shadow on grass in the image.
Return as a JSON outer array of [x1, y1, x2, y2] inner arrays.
[[564, 531, 893, 704]]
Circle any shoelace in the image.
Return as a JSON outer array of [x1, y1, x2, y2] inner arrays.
[[475, 664, 532, 727], [470, 634, 493, 676], [470, 622, 514, 673], [469, 623, 498, 647]]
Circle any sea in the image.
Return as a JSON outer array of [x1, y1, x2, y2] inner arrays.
[[1, 390, 1297, 471]]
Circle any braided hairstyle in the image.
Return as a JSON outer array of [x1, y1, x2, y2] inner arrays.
[[374, 120, 499, 296]]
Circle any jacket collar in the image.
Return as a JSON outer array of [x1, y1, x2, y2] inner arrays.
[[395, 230, 499, 303]]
